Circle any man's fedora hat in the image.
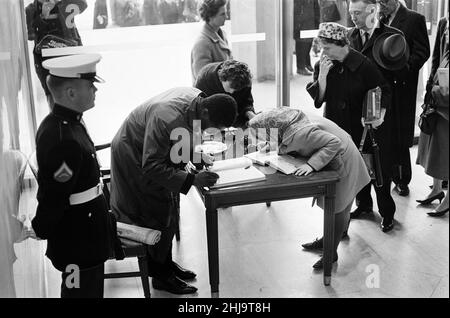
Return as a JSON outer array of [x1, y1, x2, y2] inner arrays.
[[373, 33, 410, 71]]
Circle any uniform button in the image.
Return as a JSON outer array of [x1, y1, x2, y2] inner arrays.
[[92, 154, 96, 158], [63, 121, 68, 125], [88, 213, 92, 218]]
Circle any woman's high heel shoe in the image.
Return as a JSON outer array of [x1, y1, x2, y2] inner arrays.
[[416, 192, 445, 205], [428, 208, 450, 217]]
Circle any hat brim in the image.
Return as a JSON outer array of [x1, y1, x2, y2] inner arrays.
[[372, 32, 410, 71], [79, 73, 105, 83]]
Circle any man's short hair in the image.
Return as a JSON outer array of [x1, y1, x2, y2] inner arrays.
[[46, 75, 75, 98], [198, 0, 227, 23], [218, 60, 252, 91], [201, 93, 237, 127]]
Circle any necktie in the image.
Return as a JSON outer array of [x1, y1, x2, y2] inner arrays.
[[380, 13, 391, 25], [361, 32, 370, 46]]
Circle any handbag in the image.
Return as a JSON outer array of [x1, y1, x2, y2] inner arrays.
[[418, 93, 439, 135], [359, 124, 383, 188]]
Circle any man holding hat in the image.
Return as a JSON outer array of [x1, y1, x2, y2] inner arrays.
[[31, 53, 119, 298], [377, 0, 430, 197], [347, 0, 410, 232]]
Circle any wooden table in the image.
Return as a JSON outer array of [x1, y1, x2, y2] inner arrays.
[[196, 168, 340, 296]]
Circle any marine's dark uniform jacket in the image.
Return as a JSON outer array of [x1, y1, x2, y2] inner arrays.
[[32, 104, 115, 272]]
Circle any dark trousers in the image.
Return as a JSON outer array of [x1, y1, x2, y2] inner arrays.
[[391, 146, 412, 186], [295, 39, 313, 69], [146, 198, 178, 279], [60, 263, 104, 298], [356, 121, 396, 220], [356, 178, 396, 220]]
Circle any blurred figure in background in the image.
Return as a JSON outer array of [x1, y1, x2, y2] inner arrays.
[[110, 0, 142, 27], [93, 0, 109, 29], [181, 0, 199, 22], [293, 0, 320, 76], [143, 0, 162, 25], [25, 0, 88, 109], [416, 16, 449, 217], [159, 0, 182, 24]]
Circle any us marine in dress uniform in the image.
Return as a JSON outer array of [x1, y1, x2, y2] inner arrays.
[[31, 54, 118, 298]]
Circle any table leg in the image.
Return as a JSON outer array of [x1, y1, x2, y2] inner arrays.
[[323, 183, 336, 286], [206, 206, 220, 296]]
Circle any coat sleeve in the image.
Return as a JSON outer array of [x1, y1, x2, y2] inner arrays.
[[429, 19, 445, 82], [141, 114, 191, 194], [32, 140, 83, 239], [408, 14, 431, 73], [306, 62, 324, 108], [191, 40, 213, 81], [292, 126, 341, 172], [233, 86, 255, 116]]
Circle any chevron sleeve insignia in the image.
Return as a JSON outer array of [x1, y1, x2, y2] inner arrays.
[[53, 162, 73, 183]]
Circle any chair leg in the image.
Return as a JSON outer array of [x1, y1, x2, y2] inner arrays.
[[138, 256, 151, 298], [175, 205, 181, 241]]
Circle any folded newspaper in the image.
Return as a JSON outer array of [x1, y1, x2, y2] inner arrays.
[[116, 222, 162, 245]]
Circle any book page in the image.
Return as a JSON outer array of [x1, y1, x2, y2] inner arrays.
[[210, 157, 252, 172], [266, 155, 307, 174], [245, 152, 307, 175], [212, 165, 266, 188]]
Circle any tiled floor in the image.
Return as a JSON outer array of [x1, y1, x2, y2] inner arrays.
[[95, 148, 448, 298]]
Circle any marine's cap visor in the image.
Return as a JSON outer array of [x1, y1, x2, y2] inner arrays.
[[80, 72, 105, 83]]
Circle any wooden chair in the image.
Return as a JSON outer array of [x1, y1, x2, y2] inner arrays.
[[95, 144, 152, 298]]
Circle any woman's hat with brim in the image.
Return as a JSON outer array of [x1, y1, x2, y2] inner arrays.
[[372, 33, 410, 71]]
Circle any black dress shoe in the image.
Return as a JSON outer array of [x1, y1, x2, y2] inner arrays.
[[152, 275, 198, 295], [428, 207, 449, 217], [301, 237, 323, 251], [416, 192, 445, 205], [394, 184, 410, 197], [297, 67, 313, 76], [381, 218, 394, 233], [171, 262, 197, 281], [313, 255, 338, 269], [350, 207, 373, 219]]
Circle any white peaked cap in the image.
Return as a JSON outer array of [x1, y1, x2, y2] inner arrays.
[[42, 53, 105, 83]]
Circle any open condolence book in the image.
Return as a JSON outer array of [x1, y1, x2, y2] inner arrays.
[[245, 151, 307, 175], [209, 157, 266, 188]]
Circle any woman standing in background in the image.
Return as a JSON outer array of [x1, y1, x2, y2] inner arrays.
[[416, 16, 449, 217], [191, 0, 231, 82]]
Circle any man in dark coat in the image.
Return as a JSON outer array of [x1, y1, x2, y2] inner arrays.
[[194, 60, 256, 128], [110, 88, 237, 295], [294, 0, 321, 75], [377, 0, 430, 196], [347, 0, 408, 232]]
